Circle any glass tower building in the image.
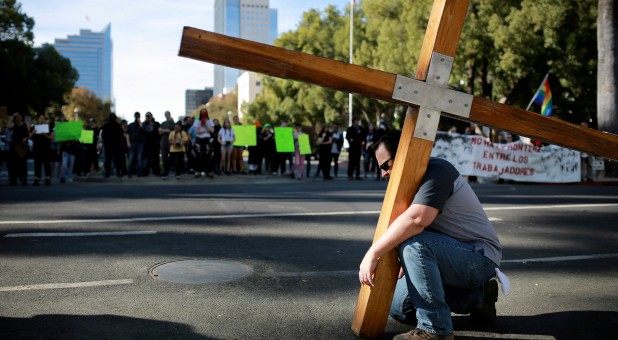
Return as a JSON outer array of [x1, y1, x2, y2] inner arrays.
[[214, 0, 277, 95], [53, 24, 113, 102]]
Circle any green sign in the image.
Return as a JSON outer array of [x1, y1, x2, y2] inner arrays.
[[298, 134, 312, 155], [275, 127, 294, 153], [55, 121, 83, 142], [79, 130, 94, 144], [232, 125, 257, 146]]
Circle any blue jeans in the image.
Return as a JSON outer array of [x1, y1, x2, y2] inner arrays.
[[128, 142, 144, 176], [390, 231, 497, 335], [61, 152, 75, 180]]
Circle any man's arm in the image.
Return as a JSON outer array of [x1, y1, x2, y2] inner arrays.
[[358, 203, 439, 286]]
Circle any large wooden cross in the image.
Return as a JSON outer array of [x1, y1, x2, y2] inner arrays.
[[179, 0, 618, 338]]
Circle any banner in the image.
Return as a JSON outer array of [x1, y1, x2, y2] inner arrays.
[[232, 125, 257, 146], [431, 132, 581, 183], [54, 121, 83, 142], [274, 127, 294, 152], [80, 130, 94, 144], [298, 134, 312, 155]]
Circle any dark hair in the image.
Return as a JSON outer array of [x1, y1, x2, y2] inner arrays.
[[372, 129, 401, 157]]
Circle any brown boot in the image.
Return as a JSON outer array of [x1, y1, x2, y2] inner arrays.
[[393, 328, 454, 340]]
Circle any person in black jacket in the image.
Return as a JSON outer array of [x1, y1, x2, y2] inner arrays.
[[30, 115, 53, 185], [9, 112, 29, 185], [101, 113, 126, 177], [346, 116, 366, 180]]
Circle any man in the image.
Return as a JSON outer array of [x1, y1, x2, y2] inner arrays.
[[100, 113, 125, 177], [159, 111, 175, 177], [127, 112, 145, 177], [346, 116, 365, 180], [358, 130, 502, 340], [82, 118, 100, 176], [142, 112, 161, 176], [330, 124, 344, 177]]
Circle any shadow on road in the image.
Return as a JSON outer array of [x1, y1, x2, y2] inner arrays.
[[0, 314, 214, 339], [448, 310, 618, 339]]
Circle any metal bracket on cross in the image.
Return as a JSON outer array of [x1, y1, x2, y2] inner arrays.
[[392, 52, 473, 141]]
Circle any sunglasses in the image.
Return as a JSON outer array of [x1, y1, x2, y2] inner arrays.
[[378, 157, 393, 171]]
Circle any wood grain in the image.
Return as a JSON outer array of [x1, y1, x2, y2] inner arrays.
[[179, 27, 618, 161]]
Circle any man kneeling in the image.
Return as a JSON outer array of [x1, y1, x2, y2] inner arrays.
[[358, 130, 502, 340]]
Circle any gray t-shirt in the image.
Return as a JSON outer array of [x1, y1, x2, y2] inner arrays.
[[412, 158, 502, 266]]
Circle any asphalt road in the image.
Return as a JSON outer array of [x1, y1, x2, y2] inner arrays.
[[1, 175, 617, 339]]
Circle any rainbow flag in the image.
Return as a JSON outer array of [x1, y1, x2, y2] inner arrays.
[[531, 74, 553, 116]]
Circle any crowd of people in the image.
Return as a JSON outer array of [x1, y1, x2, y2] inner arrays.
[[0, 109, 392, 185]]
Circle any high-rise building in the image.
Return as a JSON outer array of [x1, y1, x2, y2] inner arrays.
[[185, 88, 214, 116], [214, 0, 277, 95], [237, 72, 263, 119], [53, 24, 113, 102]]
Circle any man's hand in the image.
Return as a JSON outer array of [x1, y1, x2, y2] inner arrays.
[[358, 250, 379, 287]]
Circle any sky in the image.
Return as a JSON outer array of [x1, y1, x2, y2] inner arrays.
[[21, 0, 352, 122]]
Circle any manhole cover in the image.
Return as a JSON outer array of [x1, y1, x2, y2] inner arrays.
[[149, 259, 253, 284]]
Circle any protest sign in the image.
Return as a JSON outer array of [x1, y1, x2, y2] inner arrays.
[[54, 121, 83, 142], [232, 125, 257, 146], [298, 134, 312, 155], [431, 132, 580, 183], [80, 130, 94, 144], [275, 127, 294, 153]]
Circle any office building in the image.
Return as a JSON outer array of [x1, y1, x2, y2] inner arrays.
[[214, 0, 277, 95], [237, 72, 263, 119], [186, 88, 214, 116], [53, 24, 113, 102]]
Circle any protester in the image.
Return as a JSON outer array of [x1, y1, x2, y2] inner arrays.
[[142, 112, 161, 176], [316, 126, 333, 180], [290, 124, 306, 179], [218, 118, 235, 175], [159, 111, 175, 177], [211, 118, 222, 175], [358, 130, 503, 340], [59, 138, 79, 183], [330, 123, 344, 177], [81, 118, 100, 177], [101, 113, 126, 177], [8, 112, 29, 186], [231, 115, 245, 174], [346, 116, 366, 180], [127, 112, 145, 177], [30, 115, 53, 185], [193, 108, 215, 178], [262, 123, 276, 174], [363, 124, 376, 178], [248, 123, 264, 175], [168, 122, 188, 179]]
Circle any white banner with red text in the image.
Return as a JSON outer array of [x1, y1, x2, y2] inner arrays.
[[430, 132, 581, 183]]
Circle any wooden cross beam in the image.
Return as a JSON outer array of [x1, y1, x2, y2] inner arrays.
[[178, 1, 618, 338]]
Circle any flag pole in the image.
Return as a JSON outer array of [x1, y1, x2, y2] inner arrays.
[[526, 73, 549, 111], [348, 0, 354, 127]]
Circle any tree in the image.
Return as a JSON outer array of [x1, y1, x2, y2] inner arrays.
[[31, 44, 79, 115], [203, 91, 238, 123], [245, 1, 599, 131], [0, 0, 33, 42], [598, 0, 617, 135], [62, 87, 112, 124], [0, 0, 77, 116]]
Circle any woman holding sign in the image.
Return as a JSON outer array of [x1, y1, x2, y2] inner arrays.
[[30, 115, 53, 185], [218, 118, 235, 175], [290, 124, 305, 179]]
